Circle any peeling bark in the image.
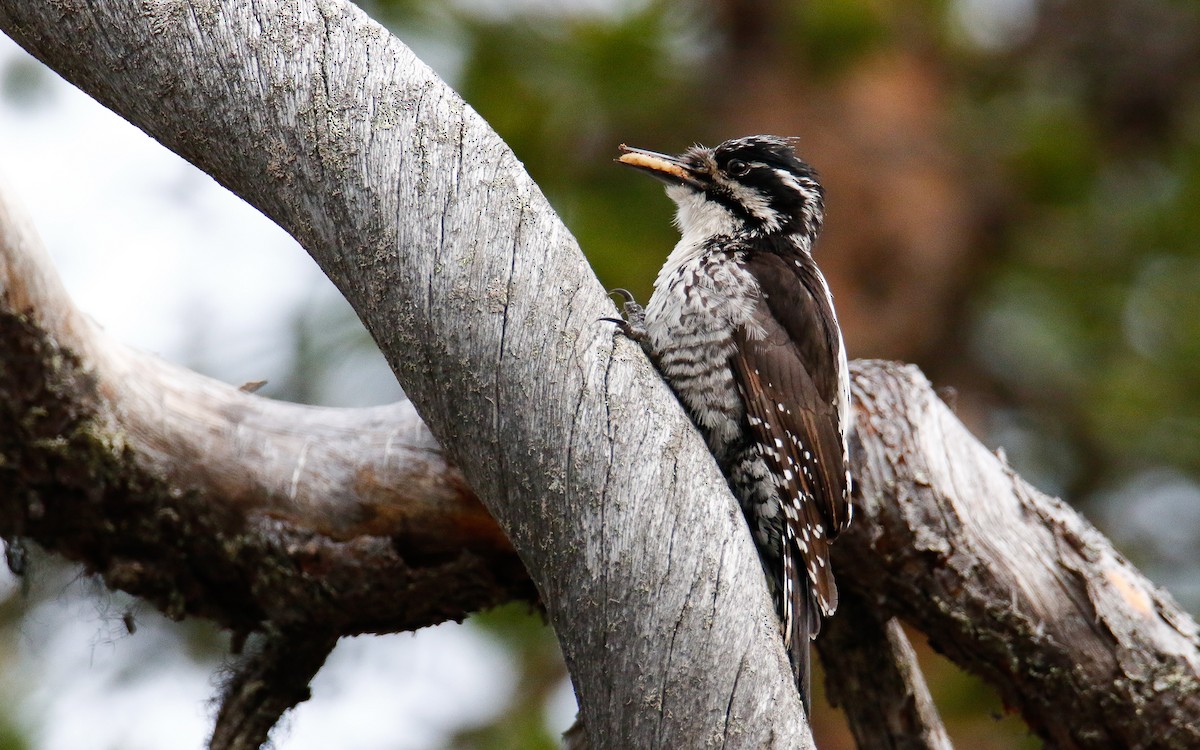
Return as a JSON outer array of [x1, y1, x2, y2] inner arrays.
[[842, 362, 1200, 749]]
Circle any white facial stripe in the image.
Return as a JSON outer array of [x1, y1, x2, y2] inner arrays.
[[776, 169, 802, 193], [663, 145, 824, 240], [718, 172, 783, 232]]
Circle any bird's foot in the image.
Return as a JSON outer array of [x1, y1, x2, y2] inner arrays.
[[600, 288, 649, 343]]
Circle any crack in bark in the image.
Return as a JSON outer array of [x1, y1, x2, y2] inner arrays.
[[721, 647, 748, 750]]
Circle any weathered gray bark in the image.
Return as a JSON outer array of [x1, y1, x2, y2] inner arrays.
[[0, 182, 527, 635], [843, 362, 1200, 749], [2, 2, 1199, 750], [0, 1, 813, 748], [7, 175, 1200, 749]]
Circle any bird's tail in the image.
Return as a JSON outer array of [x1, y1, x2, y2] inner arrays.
[[788, 574, 818, 714]]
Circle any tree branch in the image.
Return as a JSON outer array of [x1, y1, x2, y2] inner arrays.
[[6, 183, 1200, 747], [212, 628, 340, 750], [0, 178, 531, 636], [818, 588, 952, 750], [1, 2, 1198, 749], [843, 362, 1200, 749], [0, 180, 529, 749], [0, 1, 813, 747]]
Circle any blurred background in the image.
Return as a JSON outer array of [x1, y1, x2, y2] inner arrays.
[[1, 0, 1198, 747]]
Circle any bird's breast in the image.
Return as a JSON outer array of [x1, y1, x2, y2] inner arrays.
[[644, 251, 760, 461]]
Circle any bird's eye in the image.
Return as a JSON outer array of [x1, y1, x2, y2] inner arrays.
[[727, 159, 750, 177]]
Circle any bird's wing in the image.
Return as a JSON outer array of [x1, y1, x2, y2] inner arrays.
[[730, 252, 851, 623]]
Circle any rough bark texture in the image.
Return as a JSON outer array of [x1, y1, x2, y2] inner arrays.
[[843, 362, 1200, 749], [7, 180, 1200, 748], [0, 184, 529, 637], [818, 589, 952, 750], [0, 2, 813, 748], [1, 2, 1199, 750], [212, 628, 340, 750]]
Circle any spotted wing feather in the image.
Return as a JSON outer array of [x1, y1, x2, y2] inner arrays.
[[730, 252, 850, 632]]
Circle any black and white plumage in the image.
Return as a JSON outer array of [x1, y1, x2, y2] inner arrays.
[[608, 135, 852, 710]]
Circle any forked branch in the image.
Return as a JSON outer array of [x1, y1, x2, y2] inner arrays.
[[1, 1, 1198, 749]]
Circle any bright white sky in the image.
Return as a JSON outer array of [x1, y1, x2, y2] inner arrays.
[[0, 43, 312, 372], [0, 32, 571, 750]]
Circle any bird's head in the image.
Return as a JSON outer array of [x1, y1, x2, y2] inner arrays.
[[617, 135, 824, 244]]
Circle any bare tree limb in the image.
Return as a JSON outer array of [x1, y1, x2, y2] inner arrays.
[[5, 176, 1200, 746], [212, 628, 340, 750], [0, 181, 528, 747], [818, 588, 952, 750], [843, 362, 1200, 749], [1, 2, 1199, 749], [0, 1, 814, 747], [0, 181, 530, 636]]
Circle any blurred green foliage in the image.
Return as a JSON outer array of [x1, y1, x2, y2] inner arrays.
[[0, 718, 29, 750], [786, 0, 891, 75], [978, 102, 1200, 487]]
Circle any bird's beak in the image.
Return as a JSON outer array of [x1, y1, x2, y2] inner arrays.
[[616, 144, 701, 188]]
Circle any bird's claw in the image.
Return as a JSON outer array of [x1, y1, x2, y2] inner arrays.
[[599, 316, 648, 343], [609, 288, 636, 305], [604, 286, 643, 324], [600, 288, 649, 343]]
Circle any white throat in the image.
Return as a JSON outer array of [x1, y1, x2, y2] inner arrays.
[[667, 185, 739, 247], [654, 184, 816, 291], [650, 187, 736, 290]]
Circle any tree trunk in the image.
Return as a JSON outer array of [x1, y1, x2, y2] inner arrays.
[[0, 1, 812, 747], [0, 2, 1198, 749]]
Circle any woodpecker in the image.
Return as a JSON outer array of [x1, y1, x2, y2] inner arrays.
[[607, 136, 852, 711]]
